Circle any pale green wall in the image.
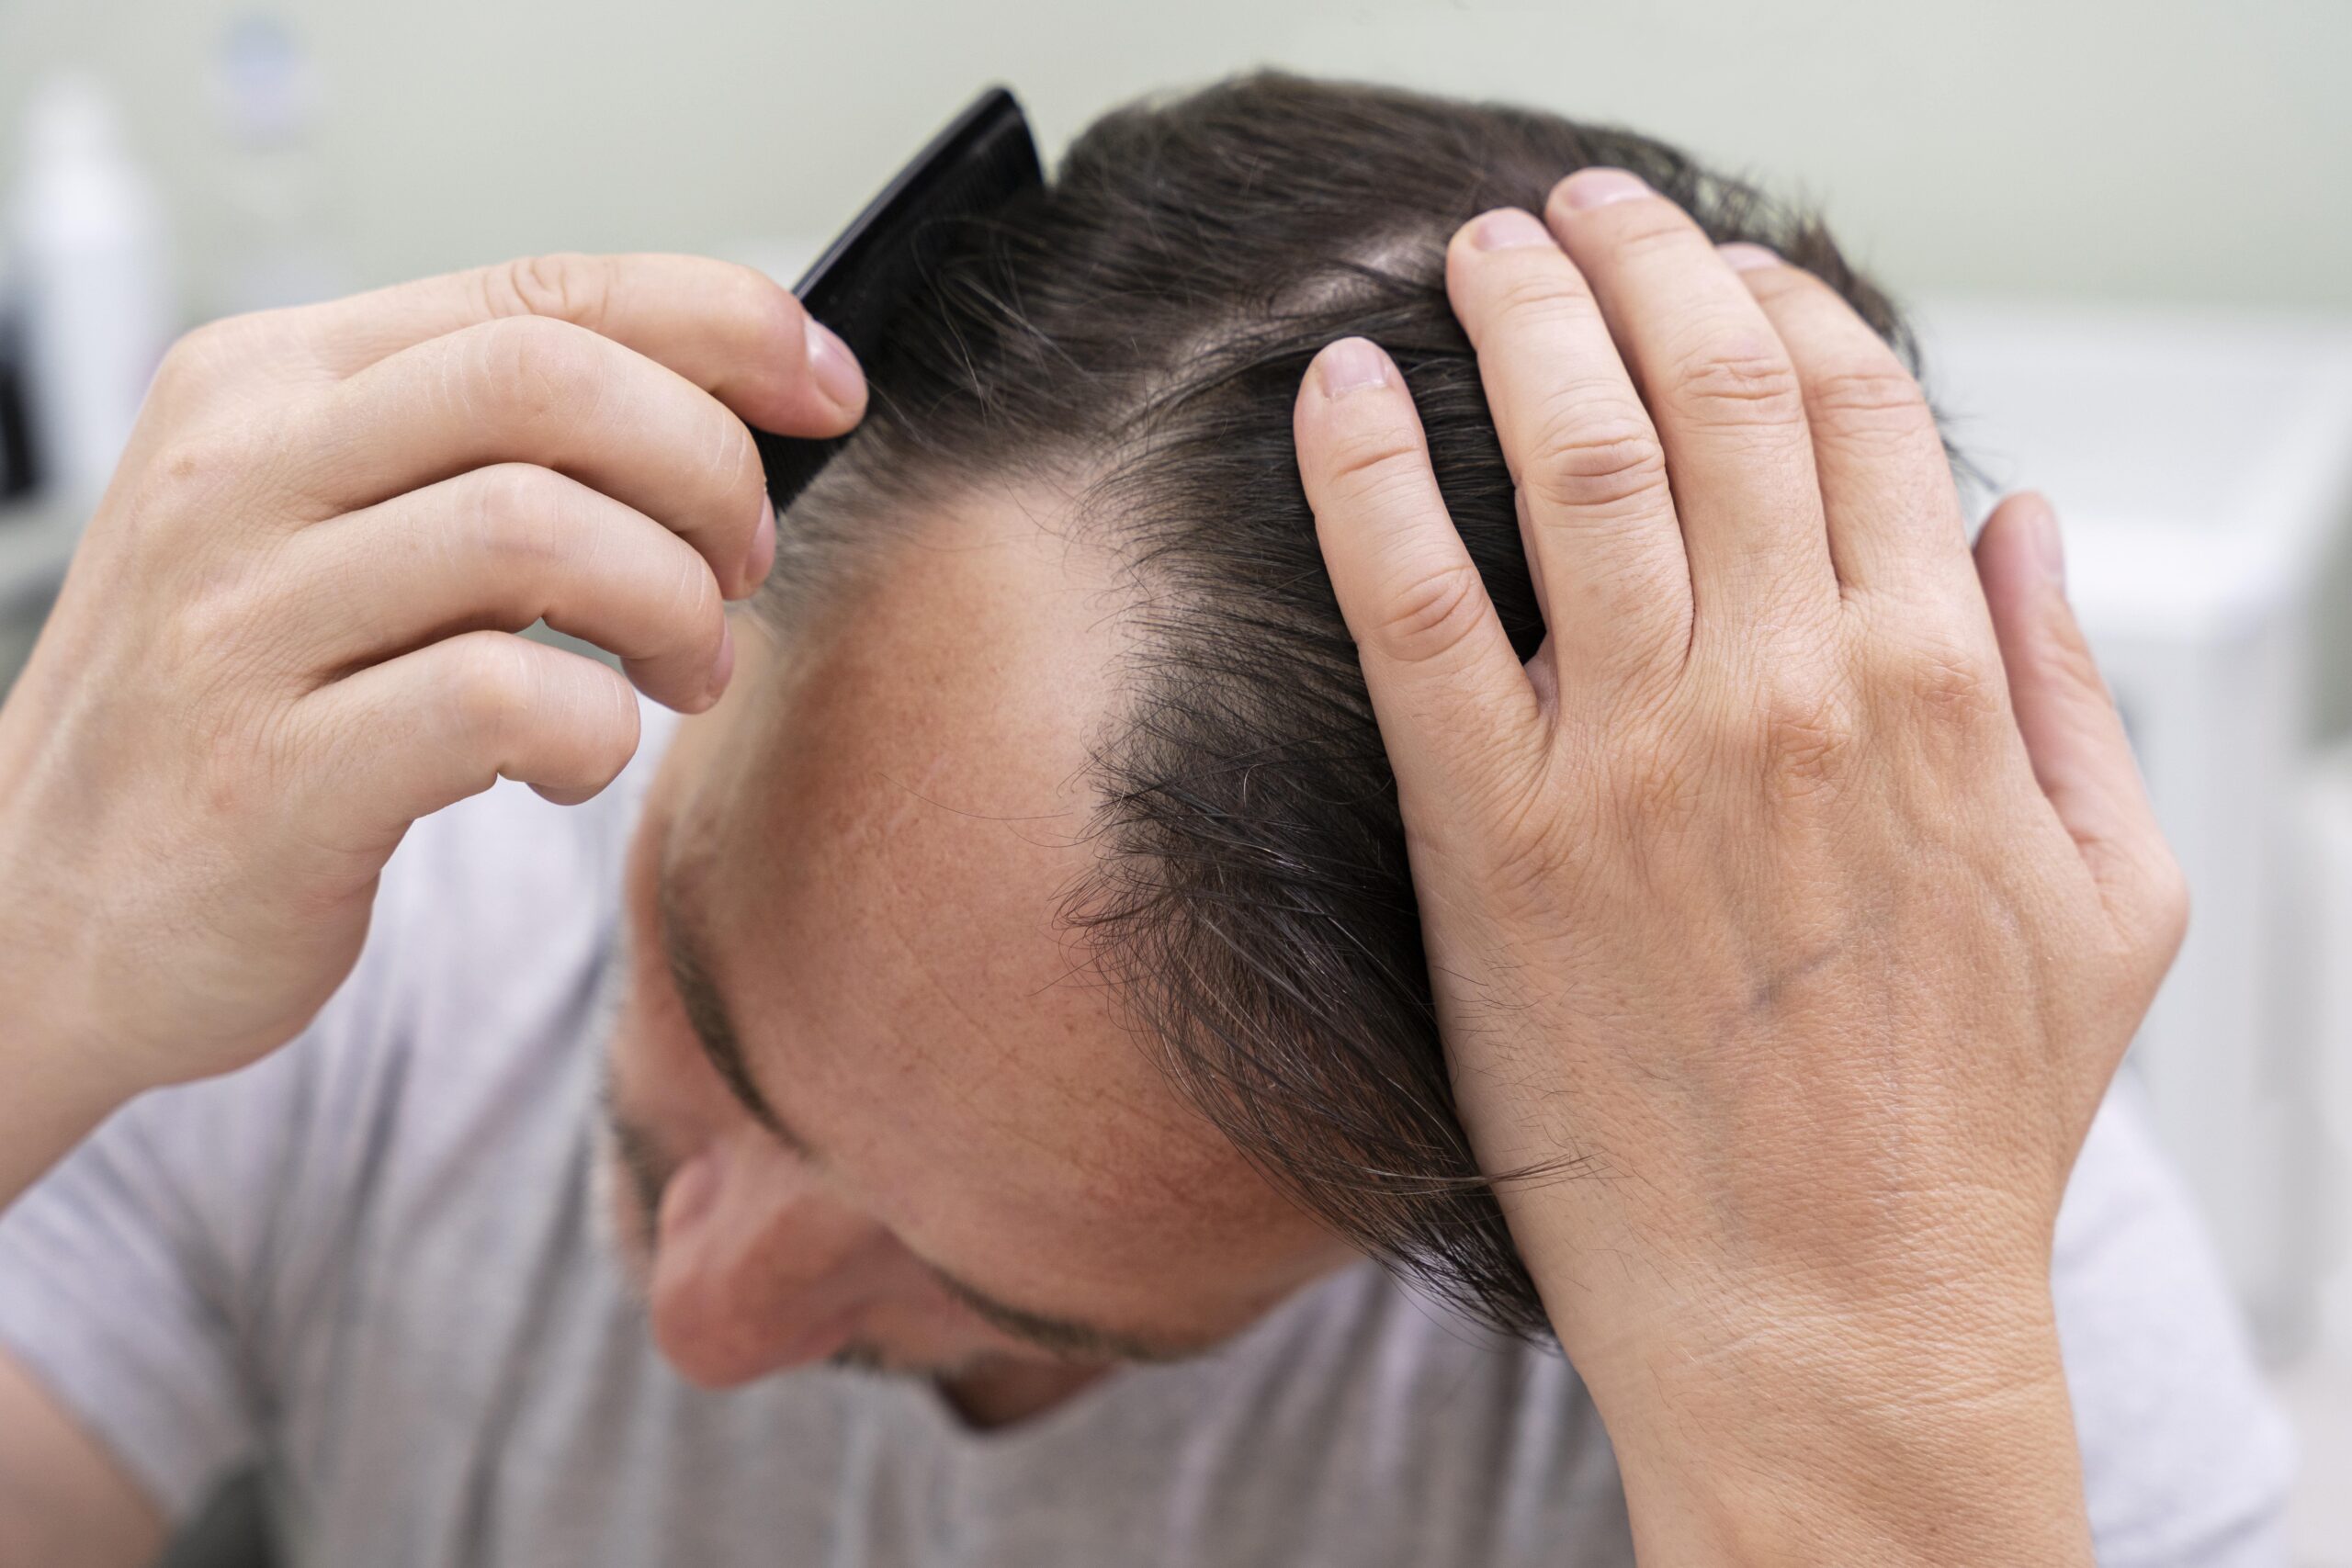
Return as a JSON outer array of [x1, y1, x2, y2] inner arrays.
[[4, 0, 2347, 321]]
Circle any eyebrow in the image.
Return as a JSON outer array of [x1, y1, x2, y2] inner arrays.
[[655, 867, 820, 1160], [650, 865, 1197, 1367], [923, 1263, 1196, 1365]]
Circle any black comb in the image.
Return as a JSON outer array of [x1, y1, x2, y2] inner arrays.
[[753, 87, 1044, 513]]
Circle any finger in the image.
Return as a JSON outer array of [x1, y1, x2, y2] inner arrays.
[[1974, 493, 2177, 930], [1294, 337, 1544, 811], [292, 316, 772, 598], [278, 465, 732, 714], [1724, 248, 1985, 629], [1543, 170, 1837, 639], [1442, 208, 1692, 686], [286, 253, 865, 435], [297, 630, 643, 842]]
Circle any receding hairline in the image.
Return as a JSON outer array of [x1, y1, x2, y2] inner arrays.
[[736, 68, 1920, 1338]]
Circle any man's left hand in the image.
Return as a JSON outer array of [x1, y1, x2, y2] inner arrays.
[[1291, 171, 2184, 1567]]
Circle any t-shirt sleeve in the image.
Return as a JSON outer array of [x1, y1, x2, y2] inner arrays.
[[0, 955, 400, 1523], [2054, 1077, 2298, 1568]]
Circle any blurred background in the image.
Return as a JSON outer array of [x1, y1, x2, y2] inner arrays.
[[3, 1, 2347, 1562]]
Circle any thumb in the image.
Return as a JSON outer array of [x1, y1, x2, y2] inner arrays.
[[1974, 492, 2186, 948]]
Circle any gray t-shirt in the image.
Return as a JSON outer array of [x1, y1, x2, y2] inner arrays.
[[0, 706, 2296, 1566]]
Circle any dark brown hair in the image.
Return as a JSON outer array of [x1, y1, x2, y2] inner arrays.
[[764, 72, 1913, 1337]]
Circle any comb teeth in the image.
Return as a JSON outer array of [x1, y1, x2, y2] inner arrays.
[[754, 88, 1045, 514]]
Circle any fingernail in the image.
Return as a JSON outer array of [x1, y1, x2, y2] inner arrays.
[[705, 620, 736, 705], [1317, 337, 1391, 399], [1471, 208, 1554, 251], [1555, 167, 1652, 211], [2030, 496, 2067, 585], [805, 317, 865, 412], [742, 494, 776, 588], [1718, 243, 1781, 273]]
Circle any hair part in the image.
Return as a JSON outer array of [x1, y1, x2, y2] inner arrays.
[[759, 72, 1917, 1338]]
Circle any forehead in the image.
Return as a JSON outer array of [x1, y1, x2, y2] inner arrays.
[[678, 492, 1320, 1312]]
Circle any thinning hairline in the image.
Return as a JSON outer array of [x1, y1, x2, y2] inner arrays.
[[748, 457, 1285, 1131], [750, 233, 1436, 642]]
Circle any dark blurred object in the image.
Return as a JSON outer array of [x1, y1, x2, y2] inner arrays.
[[0, 306, 37, 500], [752, 85, 1041, 514], [160, 1469, 277, 1568]]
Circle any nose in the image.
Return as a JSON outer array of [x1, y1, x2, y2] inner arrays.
[[646, 1141, 891, 1388]]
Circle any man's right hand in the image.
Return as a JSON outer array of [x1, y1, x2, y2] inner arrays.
[[0, 254, 863, 1165]]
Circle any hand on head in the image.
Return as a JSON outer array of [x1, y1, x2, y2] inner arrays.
[[0, 77, 2207, 1568], [0, 254, 863, 1122], [1293, 168, 2177, 1567]]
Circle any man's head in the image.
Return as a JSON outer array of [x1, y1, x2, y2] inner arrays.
[[600, 73, 1912, 1388]]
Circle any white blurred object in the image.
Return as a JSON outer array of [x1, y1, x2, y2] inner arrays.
[[6, 73, 173, 511], [1916, 299, 2352, 1357], [208, 14, 349, 315], [2298, 747, 2352, 1361]]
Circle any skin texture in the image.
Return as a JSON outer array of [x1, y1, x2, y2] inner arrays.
[[0, 250, 868, 1563], [0, 164, 2177, 1563], [601, 502, 1354, 1409], [1289, 174, 2181, 1565], [0, 253, 860, 1128]]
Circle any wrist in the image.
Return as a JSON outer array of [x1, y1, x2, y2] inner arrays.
[[0, 892, 145, 1213], [1565, 1271, 2093, 1568], [0, 1035, 139, 1219]]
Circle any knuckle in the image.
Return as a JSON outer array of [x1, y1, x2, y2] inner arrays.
[[469, 464, 570, 566], [639, 531, 724, 658], [1661, 332, 1804, 430], [151, 318, 246, 400], [707, 412, 762, 503], [1521, 400, 1670, 515], [668, 548, 724, 634], [590, 664, 642, 749], [1887, 628, 2004, 728], [473, 315, 606, 425], [172, 580, 257, 672], [1320, 422, 1429, 501], [173, 544, 305, 684], [1468, 794, 1586, 922], [487, 252, 611, 332], [472, 458, 557, 518], [1484, 268, 1595, 328], [1804, 360, 1927, 425], [1737, 264, 1815, 310], [1556, 197, 1688, 260], [1750, 673, 1853, 795], [1371, 558, 1489, 667], [1606, 729, 1708, 836], [450, 635, 537, 751]]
